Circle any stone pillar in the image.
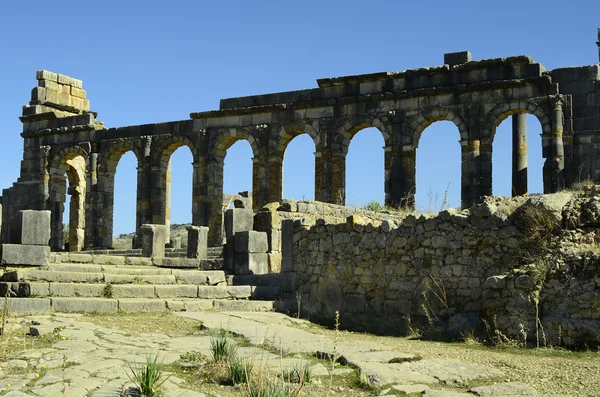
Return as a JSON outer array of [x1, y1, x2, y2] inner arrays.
[[48, 174, 67, 251], [512, 113, 528, 196], [223, 208, 254, 273], [186, 225, 208, 259], [461, 139, 487, 209], [165, 158, 172, 243], [383, 145, 393, 206], [136, 136, 153, 248], [140, 224, 167, 258], [550, 97, 565, 192], [252, 156, 269, 210], [206, 158, 224, 245], [68, 184, 85, 251], [234, 231, 268, 275], [84, 151, 98, 249], [401, 146, 416, 208], [191, 159, 207, 227], [315, 149, 346, 205], [267, 156, 283, 204], [254, 209, 282, 272], [281, 219, 294, 272]]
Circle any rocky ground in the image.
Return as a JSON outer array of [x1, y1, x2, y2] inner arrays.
[[0, 311, 594, 397]]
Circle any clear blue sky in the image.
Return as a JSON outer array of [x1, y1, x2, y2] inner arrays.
[[0, 1, 598, 235]]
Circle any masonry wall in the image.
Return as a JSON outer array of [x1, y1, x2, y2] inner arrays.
[[288, 193, 600, 347]]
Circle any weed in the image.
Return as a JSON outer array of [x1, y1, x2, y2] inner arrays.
[[516, 205, 560, 246], [127, 354, 171, 397], [355, 369, 375, 390], [210, 331, 237, 362], [131, 276, 145, 284], [282, 364, 311, 384], [180, 351, 205, 364], [228, 357, 253, 384], [102, 283, 113, 298], [363, 200, 383, 212], [246, 379, 295, 397]]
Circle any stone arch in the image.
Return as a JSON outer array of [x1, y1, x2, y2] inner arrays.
[[99, 139, 142, 174], [406, 108, 469, 147], [209, 127, 260, 161], [338, 116, 392, 154], [151, 134, 199, 166], [47, 146, 89, 252], [483, 99, 552, 140], [275, 122, 321, 156]]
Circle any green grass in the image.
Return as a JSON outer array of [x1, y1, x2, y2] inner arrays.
[[127, 354, 171, 397], [228, 357, 253, 384], [210, 331, 237, 362]]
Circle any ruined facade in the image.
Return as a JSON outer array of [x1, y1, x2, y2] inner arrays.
[[2, 46, 600, 252]]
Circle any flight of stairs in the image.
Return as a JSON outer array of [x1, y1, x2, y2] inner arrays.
[[0, 246, 283, 314]]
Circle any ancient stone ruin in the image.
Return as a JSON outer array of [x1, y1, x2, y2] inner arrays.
[[0, 42, 599, 347]]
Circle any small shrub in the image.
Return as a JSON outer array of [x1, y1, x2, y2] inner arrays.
[[127, 354, 170, 397], [228, 357, 252, 384], [355, 369, 375, 390], [210, 331, 237, 362], [517, 206, 560, 245], [247, 379, 295, 397], [180, 351, 205, 364]]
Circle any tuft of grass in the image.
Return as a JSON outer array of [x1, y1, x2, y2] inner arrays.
[[228, 357, 253, 385], [363, 200, 383, 213], [282, 364, 311, 384], [180, 351, 206, 364], [210, 331, 237, 362], [127, 354, 171, 397], [516, 206, 560, 245], [355, 369, 376, 391], [246, 378, 296, 397]]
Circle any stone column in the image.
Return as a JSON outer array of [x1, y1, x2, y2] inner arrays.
[[331, 153, 346, 205], [191, 159, 207, 227], [165, 158, 172, 243], [315, 149, 346, 205], [461, 139, 488, 209], [267, 156, 283, 204], [383, 145, 393, 206], [206, 158, 224, 244], [550, 97, 565, 192], [401, 146, 416, 208], [84, 151, 98, 249], [135, 136, 153, 248], [49, 174, 67, 251], [252, 156, 269, 210], [512, 113, 528, 196]]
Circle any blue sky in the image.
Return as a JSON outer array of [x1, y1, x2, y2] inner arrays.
[[0, 1, 598, 235]]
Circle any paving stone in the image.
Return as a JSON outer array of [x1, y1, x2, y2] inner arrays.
[[51, 297, 118, 313], [423, 391, 472, 397], [212, 299, 274, 312], [155, 285, 198, 298], [310, 363, 330, 376], [354, 361, 437, 387], [4, 391, 36, 397], [29, 323, 60, 336], [392, 384, 431, 394], [470, 382, 539, 396], [408, 359, 504, 383]]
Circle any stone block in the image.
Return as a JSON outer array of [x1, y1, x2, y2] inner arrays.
[[268, 252, 282, 273], [155, 285, 198, 298], [10, 210, 51, 245], [49, 283, 104, 297], [125, 257, 153, 266], [234, 231, 268, 253], [68, 253, 93, 263], [51, 297, 118, 313], [251, 286, 280, 300], [225, 209, 254, 243], [111, 284, 156, 298], [213, 299, 274, 312], [226, 285, 252, 298], [154, 257, 200, 269], [1, 244, 50, 266], [186, 226, 208, 259], [234, 252, 268, 275], [92, 255, 125, 266], [0, 298, 51, 313], [281, 219, 294, 272], [254, 210, 281, 231], [118, 299, 166, 311], [141, 224, 167, 258], [444, 51, 472, 66], [170, 236, 182, 249], [36, 70, 58, 82], [197, 285, 228, 299]]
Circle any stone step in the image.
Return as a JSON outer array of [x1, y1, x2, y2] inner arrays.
[[0, 282, 253, 299], [1, 267, 227, 286], [0, 297, 275, 314], [49, 253, 224, 270]]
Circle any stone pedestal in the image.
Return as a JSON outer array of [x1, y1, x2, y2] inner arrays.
[[140, 224, 167, 258], [0, 244, 50, 266], [10, 210, 51, 246], [234, 230, 268, 274], [186, 226, 208, 259]]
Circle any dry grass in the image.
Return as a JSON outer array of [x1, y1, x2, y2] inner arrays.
[[81, 311, 201, 337]]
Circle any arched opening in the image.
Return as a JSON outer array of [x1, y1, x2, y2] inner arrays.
[[49, 153, 86, 251], [283, 134, 315, 201], [112, 151, 137, 248], [492, 113, 544, 196], [415, 121, 461, 212], [346, 127, 385, 208], [223, 140, 253, 198], [164, 145, 193, 246]]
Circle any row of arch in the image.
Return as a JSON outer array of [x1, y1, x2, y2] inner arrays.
[[47, 104, 549, 251]]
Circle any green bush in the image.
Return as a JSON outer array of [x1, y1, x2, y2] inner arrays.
[[210, 331, 237, 362], [228, 357, 253, 384], [127, 354, 170, 397]]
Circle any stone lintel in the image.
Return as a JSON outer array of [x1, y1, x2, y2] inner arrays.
[[444, 51, 472, 66]]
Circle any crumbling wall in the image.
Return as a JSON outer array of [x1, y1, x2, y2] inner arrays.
[[288, 192, 600, 347]]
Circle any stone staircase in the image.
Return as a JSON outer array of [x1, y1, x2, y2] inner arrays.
[[0, 247, 282, 314]]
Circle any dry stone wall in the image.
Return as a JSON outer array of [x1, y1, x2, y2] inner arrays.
[[288, 192, 600, 347]]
